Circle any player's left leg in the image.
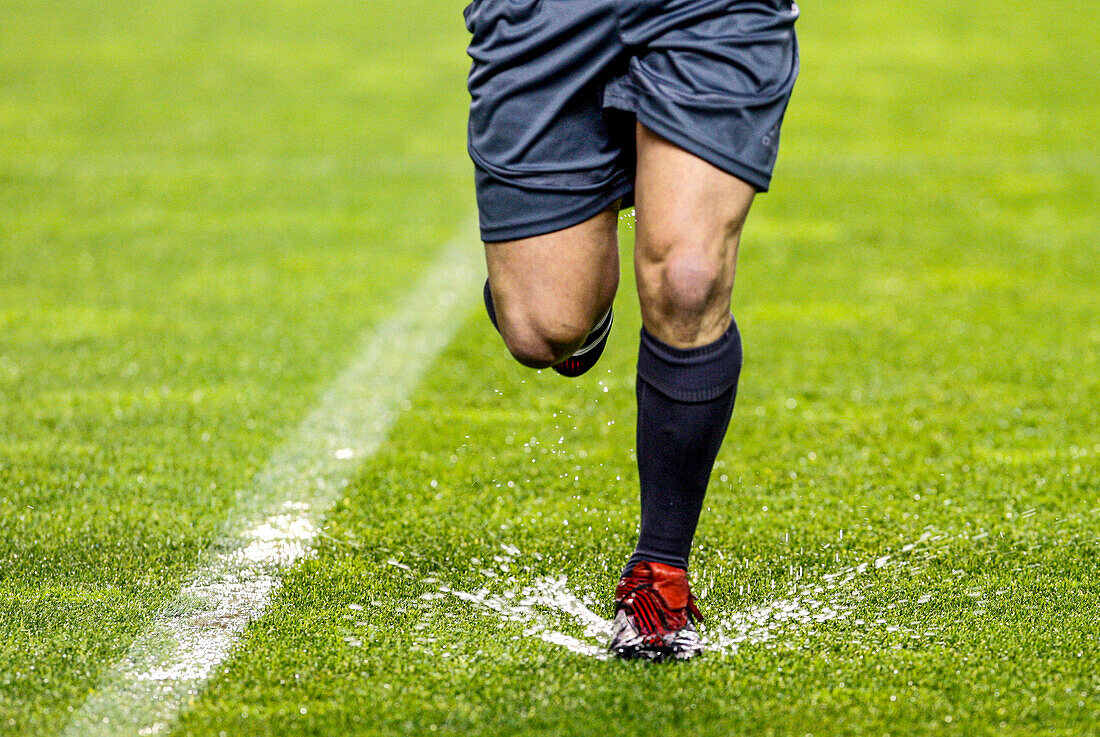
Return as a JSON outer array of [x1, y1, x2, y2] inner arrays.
[[608, 123, 754, 661], [630, 119, 753, 568]]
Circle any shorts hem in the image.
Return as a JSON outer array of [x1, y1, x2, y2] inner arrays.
[[468, 140, 625, 194], [634, 110, 773, 193], [479, 178, 635, 243]]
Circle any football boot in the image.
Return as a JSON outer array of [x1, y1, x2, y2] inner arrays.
[[608, 561, 704, 661]]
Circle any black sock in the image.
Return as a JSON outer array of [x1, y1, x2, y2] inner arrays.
[[484, 279, 499, 331], [626, 320, 743, 574]]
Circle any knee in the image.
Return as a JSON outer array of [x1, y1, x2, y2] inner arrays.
[[641, 247, 730, 320], [499, 313, 590, 368]]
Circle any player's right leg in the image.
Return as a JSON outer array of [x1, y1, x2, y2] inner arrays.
[[483, 206, 620, 369], [464, 0, 630, 372]]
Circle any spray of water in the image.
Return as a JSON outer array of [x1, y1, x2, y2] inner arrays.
[[377, 530, 960, 660]]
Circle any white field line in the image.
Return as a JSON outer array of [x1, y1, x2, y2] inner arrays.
[[61, 217, 482, 737]]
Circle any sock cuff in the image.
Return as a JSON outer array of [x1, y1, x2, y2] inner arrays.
[[483, 279, 499, 331], [637, 319, 742, 402]]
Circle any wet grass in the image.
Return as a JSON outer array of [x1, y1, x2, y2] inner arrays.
[[4, 0, 1100, 735]]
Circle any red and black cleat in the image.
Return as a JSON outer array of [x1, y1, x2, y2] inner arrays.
[[608, 561, 704, 661]]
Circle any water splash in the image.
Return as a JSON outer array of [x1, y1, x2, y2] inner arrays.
[[442, 574, 613, 658], [703, 535, 941, 653], [388, 533, 956, 660]]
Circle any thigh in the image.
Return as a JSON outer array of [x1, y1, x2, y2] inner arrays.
[[485, 205, 621, 340], [633, 122, 755, 346]]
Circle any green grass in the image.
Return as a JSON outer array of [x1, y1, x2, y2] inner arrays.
[[2, 0, 1099, 735], [0, 0, 470, 732]]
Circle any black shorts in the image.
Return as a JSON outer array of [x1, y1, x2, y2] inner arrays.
[[464, 0, 800, 242]]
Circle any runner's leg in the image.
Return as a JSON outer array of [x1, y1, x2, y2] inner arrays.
[[485, 206, 620, 369], [626, 123, 753, 572]]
